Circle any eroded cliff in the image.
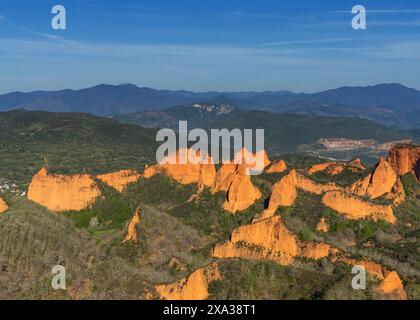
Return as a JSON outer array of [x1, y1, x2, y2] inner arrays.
[[97, 170, 141, 192], [27, 168, 101, 212], [322, 190, 396, 224], [155, 262, 221, 300]]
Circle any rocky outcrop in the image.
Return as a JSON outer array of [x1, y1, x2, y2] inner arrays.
[[155, 262, 221, 300], [316, 217, 329, 233], [308, 162, 344, 175], [264, 171, 297, 216], [234, 148, 271, 174], [144, 149, 216, 187], [222, 166, 262, 213], [388, 144, 420, 180], [213, 216, 299, 265], [260, 170, 342, 221], [335, 257, 385, 280], [350, 158, 398, 199], [376, 271, 408, 300], [27, 168, 101, 212], [123, 208, 141, 243], [97, 170, 141, 192], [348, 158, 365, 172], [301, 242, 337, 260], [213, 215, 336, 265], [308, 159, 365, 176], [0, 197, 8, 213], [295, 170, 341, 194], [212, 163, 238, 193], [266, 160, 287, 174], [322, 191, 396, 224], [334, 256, 407, 299]]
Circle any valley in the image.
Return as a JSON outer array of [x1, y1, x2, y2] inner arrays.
[[0, 110, 418, 300]]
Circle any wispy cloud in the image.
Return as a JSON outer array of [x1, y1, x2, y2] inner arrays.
[[331, 9, 420, 14], [0, 14, 6, 21], [17, 26, 64, 41], [258, 37, 374, 47]]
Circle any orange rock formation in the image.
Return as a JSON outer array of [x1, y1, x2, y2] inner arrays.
[[376, 271, 408, 300], [234, 148, 271, 173], [123, 208, 141, 243], [301, 242, 337, 260], [144, 149, 216, 187], [213, 216, 300, 265], [335, 257, 385, 280], [308, 159, 365, 176], [0, 197, 8, 213], [97, 170, 141, 192], [27, 168, 101, 212], [348, 158, 366, 172], [264, 171, 297, 215], [350, 158, 398, 199], [316, 217, 329, 233], [308, 162, 344, 175], [260, 170, 342, 221], [266, 160, 287, 173], [322, 191, 396, 224], [155, 262, 221, 300], [213, 215, 336, 265], [388, 144, 420, 180], [222, 166, 262, 213], [211, 163, 238, 193], [295, 170, 342, 195]]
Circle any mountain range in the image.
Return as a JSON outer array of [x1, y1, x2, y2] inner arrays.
[[1, 83, 420, 129]]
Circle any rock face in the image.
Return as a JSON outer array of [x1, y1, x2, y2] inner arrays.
[[0, 197, 8, 213], [260, 170, 341, 221], [155, 262, 221, 300], [308, 159, 365, 176], [322, 191, 396, 224], [388, 144, 420, 180], [222, 166, 262, 213], [266, 160, 287, 174], [27, 168, 101, 212], [213, 215, 336, 265], [123, 208, 141, 243], [97, 170, 141, 192], [234, 148, 271, 174], [144, 149, 216, 187], [213, 216, 299, 265], [295, 170, 341, 195], [336, 257, 385, 280], [265, 171, 297, 215], [301, 242, 336, 260], [316, 217, 329, 233], [348, 158, 366, 172], [211, 163, 238, 193], [308, 162, 344, 175], [350, 158, 398, 199], [376, 271, 408, 300]]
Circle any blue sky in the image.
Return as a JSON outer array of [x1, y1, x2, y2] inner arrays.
[[0, 0, 419, 93]]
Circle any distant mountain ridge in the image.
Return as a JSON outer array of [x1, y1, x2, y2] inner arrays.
[[1, 83, 420, 129]]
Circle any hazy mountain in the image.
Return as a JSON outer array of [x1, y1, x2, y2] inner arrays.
[[115, 106, 413, 155], [1, 83, 420, 129]]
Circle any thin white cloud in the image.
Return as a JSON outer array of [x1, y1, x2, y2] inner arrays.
[[258, 37, 373, 47], [331, 9, 420, 14], [0, 14, 6, 21], [17, 26, 64, 41]]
